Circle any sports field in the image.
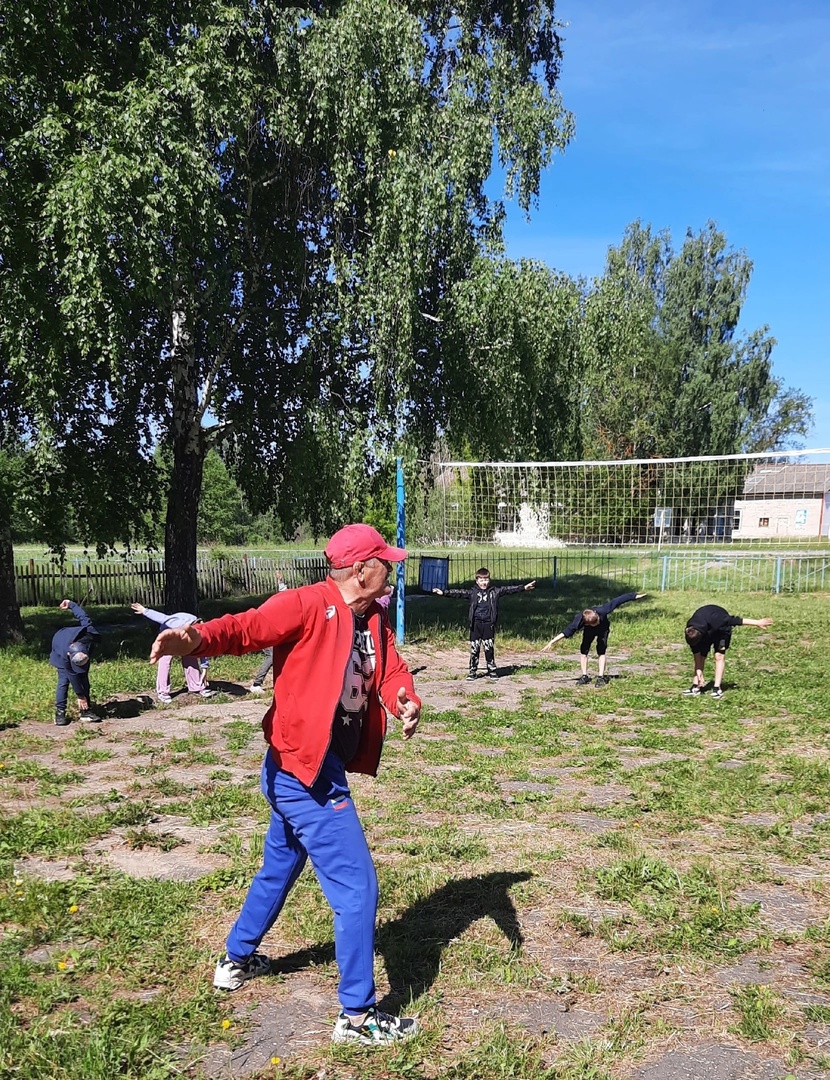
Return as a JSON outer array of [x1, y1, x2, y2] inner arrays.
[[1, 589, 829, 1078]]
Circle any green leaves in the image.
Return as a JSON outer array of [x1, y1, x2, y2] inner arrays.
[[579, 220, 812, 459]]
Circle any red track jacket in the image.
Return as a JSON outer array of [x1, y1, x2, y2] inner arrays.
[[192, 579, 420, 786]]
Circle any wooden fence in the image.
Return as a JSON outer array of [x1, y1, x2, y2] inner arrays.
[[13, 555, 329, 607]]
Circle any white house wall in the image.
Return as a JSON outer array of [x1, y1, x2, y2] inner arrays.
[[733, 496, 824, 539]]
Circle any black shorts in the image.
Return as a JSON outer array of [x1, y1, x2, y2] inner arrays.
[[580, 627, 609, 656], [692, 629, 732, 657]]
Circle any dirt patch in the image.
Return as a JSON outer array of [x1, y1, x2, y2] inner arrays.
[[13, 855, 77, 881], [558, 812, 619, 834], [630, 1044, 807, 1080], [197, 979, 332, 1077], [735, 885, 819, 934]]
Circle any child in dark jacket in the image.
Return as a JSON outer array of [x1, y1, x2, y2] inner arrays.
[[543, 591, 646, 685], [433, 567, 535, 680], [49, 599, 100, 726]]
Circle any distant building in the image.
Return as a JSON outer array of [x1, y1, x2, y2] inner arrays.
[[732, 463, 830, 540]]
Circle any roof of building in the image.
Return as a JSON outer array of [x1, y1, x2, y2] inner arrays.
[[742, 462, 830, 497]]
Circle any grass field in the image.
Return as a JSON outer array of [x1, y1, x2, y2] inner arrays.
[[2, 587, 829, 1078]]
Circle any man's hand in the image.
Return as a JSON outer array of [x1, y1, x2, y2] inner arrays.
[[635, 593, 647, 600], [150, 626, 203, 664], [59, 599, 71, 609], [432, 588, 444, 595], [397, 686, 420, 739], [524, 580, 536, 591], [131, 602, 146, 615], [757, 617, 773, 629]]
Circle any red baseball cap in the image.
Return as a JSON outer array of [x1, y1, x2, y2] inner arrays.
[[324, 524, 407, 568]]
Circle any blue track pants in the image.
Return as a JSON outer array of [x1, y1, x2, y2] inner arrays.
[[225, 750, 379, 1013]]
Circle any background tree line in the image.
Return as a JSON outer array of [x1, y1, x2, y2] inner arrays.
[[0, 1, 811, 643]]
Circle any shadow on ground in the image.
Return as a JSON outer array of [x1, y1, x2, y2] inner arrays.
[[99, 694, 156, 719], [264, 870, 531, 1009]]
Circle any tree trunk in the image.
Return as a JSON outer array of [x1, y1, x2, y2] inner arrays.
[[0, 495, 25, 645], [164, 294, 205, 614], [164, 427, 205, 614]]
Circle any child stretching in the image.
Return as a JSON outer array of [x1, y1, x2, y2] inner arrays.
[[543, 592, 646, 686]]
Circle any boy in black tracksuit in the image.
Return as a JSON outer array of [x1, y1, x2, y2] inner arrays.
[[683, 604, 773, 699], [433, 568, 535, 680], [543, 591, 646, 685], [49, 599, 101, 725]]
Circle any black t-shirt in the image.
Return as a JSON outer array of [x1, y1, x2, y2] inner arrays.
[[472, 588, 495, 625], [330, 614, 376, 765]]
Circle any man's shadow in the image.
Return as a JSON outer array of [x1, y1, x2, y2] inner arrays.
[[271, 870, 531, 1008]]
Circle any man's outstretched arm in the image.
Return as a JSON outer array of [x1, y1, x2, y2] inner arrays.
[[150, 625, 203, 664]]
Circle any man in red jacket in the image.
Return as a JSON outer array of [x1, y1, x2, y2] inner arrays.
[[149, 525, 421, 1046]]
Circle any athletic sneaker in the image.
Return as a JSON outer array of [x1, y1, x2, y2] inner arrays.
[[213, 952, 271, 991], [576, 674, 591, 685], [711, 687, 724, 699], [331, 1007, 418, 1045], [465, 673, 477, 681], [79, 709, 101, 723], [249, 683, 265, 695], [682, 685, 701, 696], [157, 693, 173, 704], [54, 710, 69, 727], [595, 675, 610, 687], [487, 670, 499, 680], [199, 688, 217, 699]]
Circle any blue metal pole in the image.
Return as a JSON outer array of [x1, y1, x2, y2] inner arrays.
[[396, 457, 405, 644]]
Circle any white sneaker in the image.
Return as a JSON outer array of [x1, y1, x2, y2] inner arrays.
[[249, 683, 265, 695], [199, 688, 217, 699], [332, 1006, 419, 1045], [157, 693, 172, 704], [213, 952, 270, 991]]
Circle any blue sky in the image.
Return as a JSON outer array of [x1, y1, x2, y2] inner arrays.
[[500, 0, 830, 450]]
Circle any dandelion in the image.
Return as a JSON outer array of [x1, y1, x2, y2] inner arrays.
[[68, 904, 79, 914], [221, 1019, 231, 1030], [57, 961, 67, 971], [388, 149, 396, 158], [271, 1057, 281, 1066]]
